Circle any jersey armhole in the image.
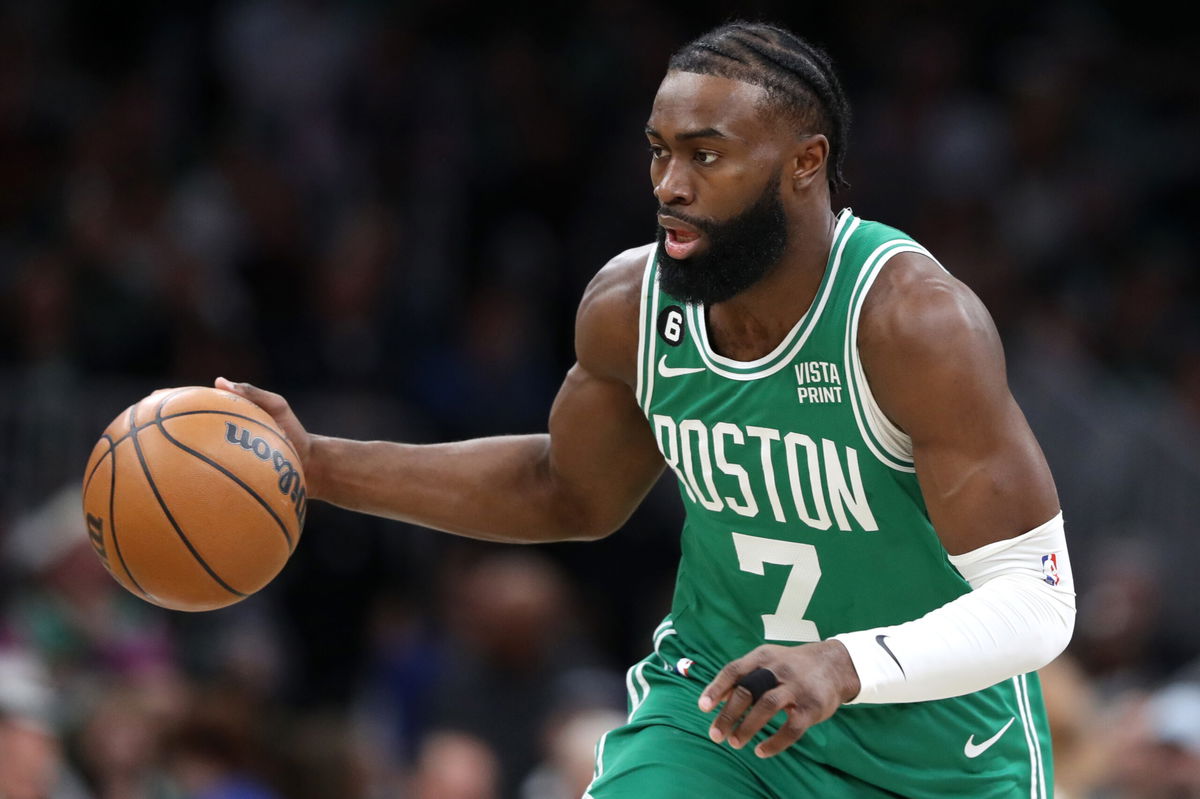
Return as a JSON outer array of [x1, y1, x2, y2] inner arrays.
[[635, 248, 660, 415], [845, 240, 948, 472]]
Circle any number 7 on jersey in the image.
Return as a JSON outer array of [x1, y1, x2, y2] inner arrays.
[[732, 532, 822, 642]]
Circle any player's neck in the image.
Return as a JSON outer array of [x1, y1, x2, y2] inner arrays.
[[705, 207, 838, 362]]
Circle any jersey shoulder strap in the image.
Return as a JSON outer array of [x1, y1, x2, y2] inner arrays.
[[634, 246, 661, 413]]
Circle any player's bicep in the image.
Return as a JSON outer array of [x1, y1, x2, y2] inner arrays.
[[908, 379, 1058, 556], [546, 362, 664, 539], [861, 257, 1058, 554]]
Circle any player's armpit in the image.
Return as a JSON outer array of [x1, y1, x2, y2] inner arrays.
[[858, 251, 1059, 555]]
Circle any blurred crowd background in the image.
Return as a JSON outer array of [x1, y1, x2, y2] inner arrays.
[[0, 0, 1198, 797]]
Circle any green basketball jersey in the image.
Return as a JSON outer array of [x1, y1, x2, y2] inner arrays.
[[626, 208, 1054, 797], [636, 207, 966, 660]]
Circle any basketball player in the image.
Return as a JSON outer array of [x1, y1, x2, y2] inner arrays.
[[218, 22, 1075, 798]]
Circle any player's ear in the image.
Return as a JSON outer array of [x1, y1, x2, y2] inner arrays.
[[790, 134, 829, 191]]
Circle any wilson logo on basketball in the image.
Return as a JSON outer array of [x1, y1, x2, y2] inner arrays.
[[86, 512, 111, 569], [224, 423, 307, 525]]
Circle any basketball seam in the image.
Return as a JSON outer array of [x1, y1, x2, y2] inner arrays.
[[82, 434, 114, 498], [153, 389, 299, 552], [156, 387, 302, 462], [109, 411, 152, 600], [153, 415, 296, 552], [129, 411, 248, 600], [104, 409, 302, 462]]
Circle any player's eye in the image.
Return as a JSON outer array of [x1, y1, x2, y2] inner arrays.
[[649, 144, 667, 160], [695, 150, 719, 165]]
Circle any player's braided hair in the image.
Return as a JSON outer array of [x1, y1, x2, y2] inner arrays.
[[669, 21, 852, 194]]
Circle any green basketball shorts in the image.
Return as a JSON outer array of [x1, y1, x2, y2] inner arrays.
[[584, 649, 1053, 798]]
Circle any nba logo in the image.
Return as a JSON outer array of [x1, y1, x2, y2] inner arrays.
[[1042, 554, 1060, 586]]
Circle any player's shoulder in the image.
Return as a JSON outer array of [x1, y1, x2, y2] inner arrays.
[[859, 250, 1000, 361], [581, 243, 655, 311], [576, 243, 656, 386]]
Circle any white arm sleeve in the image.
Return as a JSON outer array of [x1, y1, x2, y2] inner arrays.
[[832, 512, 1075, 704]]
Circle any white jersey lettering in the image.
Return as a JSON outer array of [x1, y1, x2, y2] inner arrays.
[[746, 426, 788, 523], [680, 419, 723, 512], [654, 416, 878, 532], [713, 422, 758, 518], [824, 439, 878, 531]]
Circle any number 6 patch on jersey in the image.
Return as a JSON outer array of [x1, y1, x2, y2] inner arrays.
[[658, 305, 685, 346]]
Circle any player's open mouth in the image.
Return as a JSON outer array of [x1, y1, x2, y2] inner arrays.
[[661, 220, 706, 259]]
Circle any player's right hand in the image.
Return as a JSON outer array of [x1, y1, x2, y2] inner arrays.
[[215, 377, 318, 491]]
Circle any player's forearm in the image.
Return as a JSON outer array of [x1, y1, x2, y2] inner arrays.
[[306, 433, 595, 543]]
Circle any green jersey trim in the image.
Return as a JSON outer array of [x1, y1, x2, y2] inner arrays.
[[686, 209, 859, 380], [844, 238, 943, 472], [845, 240, 922, 471], [1014, 673, 1049, 798], [635, 246, 659, 413]]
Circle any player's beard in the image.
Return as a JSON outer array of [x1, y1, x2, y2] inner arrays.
[[655, 173, 788, 305]]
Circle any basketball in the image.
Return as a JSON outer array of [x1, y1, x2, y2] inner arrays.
[[80, 386, 306, 611]]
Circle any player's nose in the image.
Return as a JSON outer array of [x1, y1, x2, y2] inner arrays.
[[653, 160, 694, 206]]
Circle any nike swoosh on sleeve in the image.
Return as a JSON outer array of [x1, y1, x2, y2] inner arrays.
[[875, 634, 906, 677]]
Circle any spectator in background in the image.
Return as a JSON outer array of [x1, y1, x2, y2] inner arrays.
[[0, 648, 91, 799], [409, 731, 501, 799], [1070, 538, 1192, 699], [268, 714, 375, 799], [1, 486, 177, 727], [164, 696, 279, 799], [75, 683, 181, 799], [1097, 680, 1200, 799], [1037, 653, 1110, 799], [519, 706, 626, 799], [353, 587, 445, 772], [429, 550, 620, 797]]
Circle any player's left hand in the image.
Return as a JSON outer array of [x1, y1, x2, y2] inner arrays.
[[699, 640, 861, 758]]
